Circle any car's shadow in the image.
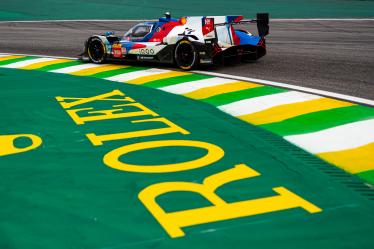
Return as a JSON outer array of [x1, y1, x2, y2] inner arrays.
[[78, 55, 256, 72]]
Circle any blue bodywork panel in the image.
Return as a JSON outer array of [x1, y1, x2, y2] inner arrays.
[[235, 30, 261, 46]]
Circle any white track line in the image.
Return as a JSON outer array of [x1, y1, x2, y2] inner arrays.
[[284, 119, 374, 154], [0, 52, 75, 60], [193, 71, 374, 106], [1, 57, 58, 68], [105, 68, 171, 82], [50, 63, 104, 73], [272, 18, 374, 22], [0, 19, 154, 23], [160, 77, 238, 94], [218, 91, 321, 116], [0, 19, 373, 23]]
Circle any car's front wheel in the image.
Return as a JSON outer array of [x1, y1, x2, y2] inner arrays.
[[174, 40, 199, 70], [87, 37, 106, 63]]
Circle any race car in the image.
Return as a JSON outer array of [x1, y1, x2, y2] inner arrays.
[[81, 12, 269, 70]]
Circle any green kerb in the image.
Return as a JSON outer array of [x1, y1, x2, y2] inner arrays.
[[143, 74, 213, 88], [261, 105, 374, 136], [201, 86, 288, 106], [0, 56, 36, 66], [91, 67, 147, 78], [37, 60, 83, 71], [357, 170, 374, 186]]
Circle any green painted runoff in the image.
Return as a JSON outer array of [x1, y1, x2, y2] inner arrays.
[[1, 0, 374, 21], [0, 68, 374, 249]]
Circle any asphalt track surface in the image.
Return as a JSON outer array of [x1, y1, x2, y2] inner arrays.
[[0, 20, 373, 99]]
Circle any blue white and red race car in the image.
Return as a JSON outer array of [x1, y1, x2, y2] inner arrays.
[[82, 13, 269, 70]]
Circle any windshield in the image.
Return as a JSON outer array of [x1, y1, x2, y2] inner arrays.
[[123, 23, 154, 42]]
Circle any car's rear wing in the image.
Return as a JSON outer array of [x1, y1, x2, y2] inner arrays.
[[214, 13, 270, 37]]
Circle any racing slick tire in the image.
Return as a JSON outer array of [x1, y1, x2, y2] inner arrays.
[[87, 37, 107, 64], [174, 40, 199, 70]]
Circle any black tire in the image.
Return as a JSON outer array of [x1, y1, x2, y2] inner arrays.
[[174, 40, 199, 70], [87, 37, 107, 63]]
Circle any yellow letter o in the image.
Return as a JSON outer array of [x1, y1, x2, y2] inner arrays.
[[103, 140, 224, 173]]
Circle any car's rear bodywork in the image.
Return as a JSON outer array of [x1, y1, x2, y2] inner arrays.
[[81, 13, 269, 69]]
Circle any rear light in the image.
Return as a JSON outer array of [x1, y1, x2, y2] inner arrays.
[[258, 38, 266, 48]]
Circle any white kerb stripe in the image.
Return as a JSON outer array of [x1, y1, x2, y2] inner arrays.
[[50, 63, 104, 73], [105, 68, 171, 82], [284, 119, 374, 154], [159, 77, 237, 94], [218, 91, 322, 116], [1, 57, 57, 68]]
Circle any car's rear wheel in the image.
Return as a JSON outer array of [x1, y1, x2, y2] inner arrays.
[[87, 37, 106, 63], [174, 40, 199, 70]]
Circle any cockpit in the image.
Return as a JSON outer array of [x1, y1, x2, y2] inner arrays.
[[123, 23, 154, 42]]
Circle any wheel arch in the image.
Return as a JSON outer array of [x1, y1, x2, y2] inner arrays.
[[174, 38, 201, 70], [85, 35, 110, 63], [85, 35, 109, 53]]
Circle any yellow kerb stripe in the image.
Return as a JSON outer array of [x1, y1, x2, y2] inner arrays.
[[0, 55, 25, 62], [184, 81, 263, 100], [20, 59, 72, 70], [127, 71, 191, 85], [318, 142, 374, 174], [70, 64, 129, 76], [239, 98, 355, 125]]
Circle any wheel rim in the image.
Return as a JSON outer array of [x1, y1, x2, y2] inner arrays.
[[88, 40, 105, 62], [176, 43, 195, 68]]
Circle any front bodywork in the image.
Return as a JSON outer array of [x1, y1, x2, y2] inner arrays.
[[82, 14, 269, 66]]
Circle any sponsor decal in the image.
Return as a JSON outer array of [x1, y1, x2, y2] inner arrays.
[[55, 89, 322, 238], [0, 134, 42, 156], [200, 58, 212, 64], [112, 43, 123, 58], [138, 55, 154, 60], [139, 48, 155, 55], [202, 17, 215, 39]]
